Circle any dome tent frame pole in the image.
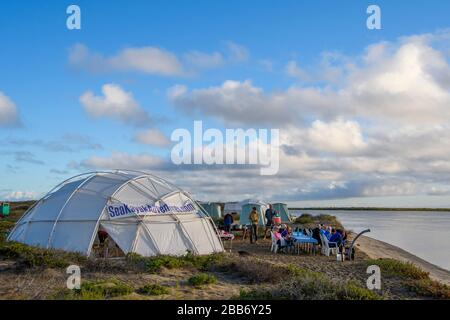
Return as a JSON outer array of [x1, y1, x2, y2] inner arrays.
[[194, 201, 224, 252], [46, 173, 98, 249]]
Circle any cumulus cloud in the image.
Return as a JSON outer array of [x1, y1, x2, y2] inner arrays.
[[171, 34, 450, 126], [69, 42, 249, 76], [1, 133, 102, 153], [225, 41, 249, 62], [0, 92, 20, 127], [80, 84, 151, 126], [69, 44, 184, 76], [79, 151, 165, 170], [0, 190, 37, 201], [162, 31, 450, 202], [133, 128, 171, 147]]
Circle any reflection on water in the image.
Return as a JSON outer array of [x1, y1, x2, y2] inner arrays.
[[290, 210, 450, 271]]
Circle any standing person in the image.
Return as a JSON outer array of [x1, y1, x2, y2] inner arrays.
[[249, 206, 260, 244], [223, 212, 234, 232], [264, 204, 275, 239]]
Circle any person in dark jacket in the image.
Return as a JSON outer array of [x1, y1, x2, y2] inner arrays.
[[264, 204, 276, 239], [223, 213, 234, 232]]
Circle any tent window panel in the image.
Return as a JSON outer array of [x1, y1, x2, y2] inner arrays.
[[21, 221, 54, 248], [142, 222, 192, 256], [29, 180, 84, 221], [133, 225, 159, 257], [181, 219, 221, 255], [50, 221, 97, 254], [58, 191, 107, 221], [7, 223, 26, 242]]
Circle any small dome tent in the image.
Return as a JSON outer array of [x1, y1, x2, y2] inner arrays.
[[239, 199, 268, 226], [273, 203, 292, 223], [7, 170, 223, 257], [199, 202, 222, 219]]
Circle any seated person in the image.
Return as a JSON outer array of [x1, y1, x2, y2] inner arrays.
[[283, 226, 294, 247], [280, 224, 288, 237], [272, 227, 284, 248], [329, 228, 343, 246], [312, 226, 322, 244], [336, 229, 347, 243]]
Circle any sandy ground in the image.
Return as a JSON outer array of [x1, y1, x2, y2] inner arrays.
[[356, 235, 450, 285]]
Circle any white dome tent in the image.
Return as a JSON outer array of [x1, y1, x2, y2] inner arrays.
[[7, 170, 224, 257]]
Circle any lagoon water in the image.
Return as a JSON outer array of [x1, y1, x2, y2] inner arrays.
[[290, 210, 450, 271]]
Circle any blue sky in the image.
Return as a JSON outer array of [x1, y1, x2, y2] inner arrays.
[[2, 1, 450, 207]]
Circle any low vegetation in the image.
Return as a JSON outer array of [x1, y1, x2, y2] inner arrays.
[[137, 284, 170, 296], [188, 273, 217, 287], [364, 258, 429, 280], [365, 258, 450, 299], [294, 213, 343, 229], [1, 201, 448, 300], [0, 241, 86, 268], [54, 279, 134, 300], [126, 252, 224, 273]]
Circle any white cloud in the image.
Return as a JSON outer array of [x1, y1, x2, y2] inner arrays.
[[183, 51, 224, 70], [70, 44, 184, 76], [225, 41, 249, 62], [133, 128, 171, 147], [1, 191, 36, 201], [163, 31, 450, 201], [69, 42, 249, 76], [306, 119, 367, 154], [172, 34, 450, 126], [80, 151, 164, 170], [0, 91, 20, 127], [80, 84, 151, 126], [285, 60, 309, 81]]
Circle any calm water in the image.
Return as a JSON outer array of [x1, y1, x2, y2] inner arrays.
[[290, 210, 450, 271]]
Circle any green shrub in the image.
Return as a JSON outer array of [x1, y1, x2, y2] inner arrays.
[[183, 252, 223, 271], [295, 214, 314, 225], [144, 256, 186, 273], [55, 279, 134, 300], [365, 259, 429, 280], [188, 273, 217, 287], [137, 284, 170, 296], [339, 281, 382, 300], [239, 277, 381, 300], [0, 241, 86, 268], [0, 220, 15, 241], [128, 253, 224, 273], [407, 279, 450, 299]]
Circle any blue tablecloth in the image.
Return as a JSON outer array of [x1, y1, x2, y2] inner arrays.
[[292, 232, 318, 244]]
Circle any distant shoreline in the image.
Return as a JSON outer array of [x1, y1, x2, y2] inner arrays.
[[289, 207, 450, 212]]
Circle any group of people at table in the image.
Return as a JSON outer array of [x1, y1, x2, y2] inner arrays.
[[222, 204, 347, 253]]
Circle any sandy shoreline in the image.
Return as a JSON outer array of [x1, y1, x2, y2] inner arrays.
[[355, 234, 450, 285]]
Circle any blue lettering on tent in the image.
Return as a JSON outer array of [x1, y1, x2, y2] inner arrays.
[[108, 206, 115, 217]]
